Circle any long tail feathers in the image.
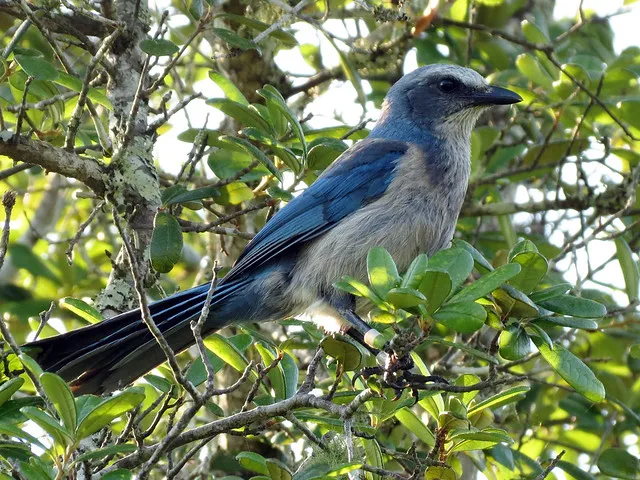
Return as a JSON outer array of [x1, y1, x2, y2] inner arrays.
[[23, 282, 241, 395]]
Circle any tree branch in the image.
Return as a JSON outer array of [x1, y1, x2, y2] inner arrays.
[[0, 0, 115, 39], [0, 136, 107, 196]]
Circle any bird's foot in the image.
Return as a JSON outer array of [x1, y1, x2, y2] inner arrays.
[[352, 350, 448, 401]]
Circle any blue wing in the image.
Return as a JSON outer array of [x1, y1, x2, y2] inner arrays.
[[222, 138, 409, 283]]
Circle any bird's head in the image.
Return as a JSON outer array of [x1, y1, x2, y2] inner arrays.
[[371, 64, 522, 142]]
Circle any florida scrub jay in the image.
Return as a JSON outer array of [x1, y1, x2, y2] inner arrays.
[[24, 64, 521, 394]]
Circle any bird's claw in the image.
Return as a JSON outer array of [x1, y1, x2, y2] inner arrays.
[[352, 352, 448, 401]]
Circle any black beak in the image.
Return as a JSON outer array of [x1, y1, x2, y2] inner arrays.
[[472, 85, 522, 106]]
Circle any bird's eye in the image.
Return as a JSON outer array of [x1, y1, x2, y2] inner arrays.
[[438, 78, 458, 93]]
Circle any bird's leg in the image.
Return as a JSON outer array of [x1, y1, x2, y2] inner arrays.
[[331, 295, 447, 395], [338, 308, 389, 352]]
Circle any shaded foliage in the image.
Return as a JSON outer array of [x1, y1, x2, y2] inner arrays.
[[0, 0, 639, 478]]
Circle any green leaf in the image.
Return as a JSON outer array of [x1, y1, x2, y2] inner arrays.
[[451, 263, 521, 303], [220, 136, 282, 181], [0, 423, 46, 450], [362, 439, 383, 480], [40, 372, 76, 432], [102, 470, 133, 480], [499, 324, 532, 360], [208, 71, 249, 105], [630, 344, 640, 359], [54, 72, 112, 109], [386, 287, 427, 309], [266, 459, 292, 480], [143, 374, 176, 396], [509, 252, 548, 294], [0, 378, 24, 408], [516, 53, 553, 89], [237, 452, 269, 475], [255, 343, 285, 400], [204, 334, 250, 372], [76, 387, 146, 439], [214, 13, 297, 48], [208, 148, 270, 182], [150, 212, 183, 273], [401, 254, 429, 289], [451, 429, 513, 452], [257, 85, 307, 162], [9, 244, 59, 283], [521, 19, 549, 44], [326, 462, 363, 477], [498, 213, 517, 249], [537, 294, 606, 318], [217, 182, 254, 205], [424, 466, 456, 480], [211, 28, 259, 51], [597, 448, 639, 479], [185, 348, 225, 387], [139, 39, 179, 56], [455, 374, 482, 405], [489, 444, 515, 470], [300, 43, 322, 70], [206, 98, 272, 132], [19, 353, 43, 378], [307, 139, 347, 171], [162, 186, 220, 206], [0, 442, 32, 462], [452, 239, 493, 273], [281, 352, 298, 399], [419, 270, 453, 314], [508, 239, 539, 259], [367, 247, 400, 298], [532, 316, 598, 330], [178, 128, 226, 147], [428, 248, 474, 291], [468, 386, 530, 416], [334, 276, 384, 308], [14, 55, 59, 81], [21, 406, 71, 447], [59, 297, 103, 325], [522, 139, 590, 166], [615, 237, 639, 302], [319, 336, 363, 371], [433, 301, 487, 334], [395, 408, 435, 446], [241, 128, 300, 173], [529, 283, 572, 303], [532, 338, 605, 402], [493, 285, 540, 318], [72, 443, 137, 464]]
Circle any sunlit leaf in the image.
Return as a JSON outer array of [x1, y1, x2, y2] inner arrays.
[[76, 387, 146, 439], [59, 297, 103, 325], [208, 71, 249, 105], [433, 301, 487, 333], [40, 372, 76, 432], [395, 408, 435, 446], [532, 338, 605, 403]]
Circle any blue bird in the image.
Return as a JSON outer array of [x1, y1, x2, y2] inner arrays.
[[24, 65, 521, 394]]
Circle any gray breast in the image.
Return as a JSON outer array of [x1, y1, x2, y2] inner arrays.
[[287, 144, 469, 305]]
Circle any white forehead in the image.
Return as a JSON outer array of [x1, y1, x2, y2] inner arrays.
[[406, 64, 487, 88]]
